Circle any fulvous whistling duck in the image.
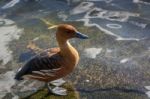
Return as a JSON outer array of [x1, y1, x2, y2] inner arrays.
[[15, 24, 88, 95]]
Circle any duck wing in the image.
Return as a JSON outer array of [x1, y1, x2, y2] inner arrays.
[[15, 48, 63, 81]]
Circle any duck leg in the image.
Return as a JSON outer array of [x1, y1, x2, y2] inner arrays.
[[46, 82, 67, 96], [46, 83, 53, 94]]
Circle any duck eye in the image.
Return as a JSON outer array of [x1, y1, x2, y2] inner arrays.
[[66, 30, 71, 34]]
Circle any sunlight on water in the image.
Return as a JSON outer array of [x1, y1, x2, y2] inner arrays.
[[120, 58, 130, 64], [106, 23, 122, 29], [0, 71, 16, 98], [2, 0, 20, 9], [145, 86, 150, 98], [84, 48, 102, 59], [0, 18, 22, 65], [71, 2, 94, 15]]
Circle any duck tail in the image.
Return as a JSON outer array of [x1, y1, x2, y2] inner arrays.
[[14, 70, 24, 81], [14, 65, 29, 81]]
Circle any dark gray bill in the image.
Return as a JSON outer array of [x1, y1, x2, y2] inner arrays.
[[76, 32, 88, 39]]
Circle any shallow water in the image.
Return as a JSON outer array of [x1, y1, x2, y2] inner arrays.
[[0, 0, 150, 99]]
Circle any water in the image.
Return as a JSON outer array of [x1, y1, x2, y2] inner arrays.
[[0, 0, 150, 99]]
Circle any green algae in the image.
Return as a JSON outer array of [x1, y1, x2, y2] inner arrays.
[[23, 82, 79, 99]]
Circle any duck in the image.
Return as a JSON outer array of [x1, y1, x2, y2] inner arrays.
[[15, 24, 88, 96]]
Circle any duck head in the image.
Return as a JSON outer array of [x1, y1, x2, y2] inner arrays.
[[56, 24, 88, 41]]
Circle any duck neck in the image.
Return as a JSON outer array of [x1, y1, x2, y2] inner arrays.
[[56, 34, 79, 67], [57, 38, 73, 55], [57, 36, 79, 58]]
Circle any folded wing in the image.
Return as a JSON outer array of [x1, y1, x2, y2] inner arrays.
[[15, 49, 62, 81]]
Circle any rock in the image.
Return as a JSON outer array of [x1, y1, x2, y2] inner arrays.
[[23, 82, 79, 99]]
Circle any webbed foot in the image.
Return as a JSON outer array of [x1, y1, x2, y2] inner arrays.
[[46, 82, 67, 96], [50, 78, 66, 87]]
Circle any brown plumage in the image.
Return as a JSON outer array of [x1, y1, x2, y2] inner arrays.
[[15, 24, 88, 83]]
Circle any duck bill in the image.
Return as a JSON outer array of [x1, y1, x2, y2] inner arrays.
[[75, 32, 88, 39]]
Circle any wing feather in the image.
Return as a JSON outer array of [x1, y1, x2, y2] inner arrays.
[[15, 48, 63, 80]]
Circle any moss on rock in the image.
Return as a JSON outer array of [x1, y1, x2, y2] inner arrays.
[[23, 82, 80, 99]]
